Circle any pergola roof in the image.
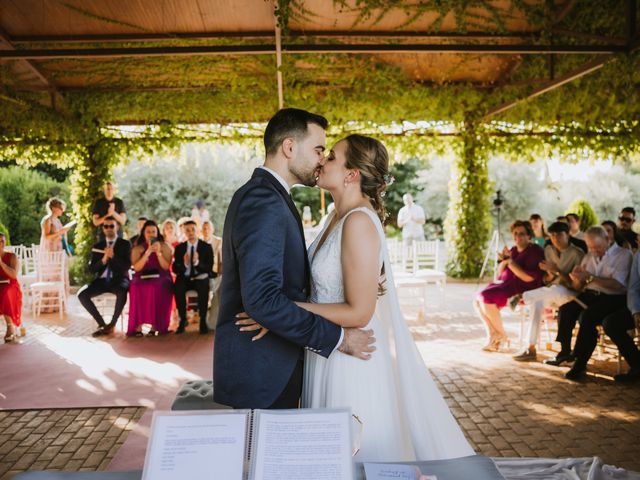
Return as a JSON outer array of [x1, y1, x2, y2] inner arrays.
[[0, 0, 637, 125]]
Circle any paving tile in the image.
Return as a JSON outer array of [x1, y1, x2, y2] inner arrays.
[[0, 283, 638, 475]]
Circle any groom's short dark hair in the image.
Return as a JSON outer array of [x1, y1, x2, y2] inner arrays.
[[264, 108, 328, 156]]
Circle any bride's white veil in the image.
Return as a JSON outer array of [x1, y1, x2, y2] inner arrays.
[[368, 209, 474, 460]]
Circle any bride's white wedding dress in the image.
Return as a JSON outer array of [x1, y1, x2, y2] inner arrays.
[[302, 207, 473, 462]]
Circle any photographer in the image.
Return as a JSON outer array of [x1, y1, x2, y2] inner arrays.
[[127, 220, 174, 337]]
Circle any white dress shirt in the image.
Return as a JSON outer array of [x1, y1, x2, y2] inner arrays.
[[581, 243, 633, 294], [398, 203, 426, 240]]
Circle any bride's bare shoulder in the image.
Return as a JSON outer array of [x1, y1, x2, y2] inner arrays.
[[342, 210, 379, 243]]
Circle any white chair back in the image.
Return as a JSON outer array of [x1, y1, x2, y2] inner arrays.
[[412, 240, 441, 272], [37, 251, 66, 282]]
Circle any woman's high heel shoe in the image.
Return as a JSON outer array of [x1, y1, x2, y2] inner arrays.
[[482, 338, 500, 352], [494, 335, 511, 351], [4, 327, 16, 343]]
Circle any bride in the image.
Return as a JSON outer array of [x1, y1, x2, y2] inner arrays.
[[242, 134, 473, 462]]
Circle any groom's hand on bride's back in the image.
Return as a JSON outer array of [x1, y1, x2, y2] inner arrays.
[[338, 328, 376, 360]]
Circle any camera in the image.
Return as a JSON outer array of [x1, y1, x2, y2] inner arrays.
[[493, 190, 504, 209]]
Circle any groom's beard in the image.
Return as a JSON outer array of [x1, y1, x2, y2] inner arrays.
[[290, 165, 319, 187]]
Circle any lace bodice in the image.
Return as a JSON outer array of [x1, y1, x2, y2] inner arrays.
[[307, 207, 383, 305]]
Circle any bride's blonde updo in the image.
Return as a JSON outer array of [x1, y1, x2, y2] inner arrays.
[[343, 134, 389, 224]]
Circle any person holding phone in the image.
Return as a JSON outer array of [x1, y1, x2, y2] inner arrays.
[[127, 220, 173, 337]]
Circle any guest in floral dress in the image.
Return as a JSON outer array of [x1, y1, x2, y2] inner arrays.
[[39, 197, 72, 312]]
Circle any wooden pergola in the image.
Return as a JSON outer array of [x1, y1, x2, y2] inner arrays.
[[1, 0, 637, 123], [1, 0, 638, 278]]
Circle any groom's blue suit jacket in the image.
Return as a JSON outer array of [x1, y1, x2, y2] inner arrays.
[[214, 168, 342, 409]]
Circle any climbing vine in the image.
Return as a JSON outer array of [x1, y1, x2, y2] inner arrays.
[[0, 0, 638, 278]]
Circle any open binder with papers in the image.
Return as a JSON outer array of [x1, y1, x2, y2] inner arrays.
[[142, 408, 354, 480]]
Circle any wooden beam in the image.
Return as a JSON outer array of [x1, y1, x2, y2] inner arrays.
[[550, 27, 627, 44], [9, 31, 543, 44], [0, 43, 626, 60], [275, 22, 284, 109], [0, 27, 57, 90], [481, 55, 613, 121]]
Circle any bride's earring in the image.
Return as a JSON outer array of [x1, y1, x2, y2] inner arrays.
[[343, 178, 348, 188]]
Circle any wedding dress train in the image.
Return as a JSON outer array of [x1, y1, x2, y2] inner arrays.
[[302, 207, 473, 462]]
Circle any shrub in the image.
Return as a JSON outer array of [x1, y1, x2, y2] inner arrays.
[[0, 219, 10, 244], [566, 199, 599, 231]]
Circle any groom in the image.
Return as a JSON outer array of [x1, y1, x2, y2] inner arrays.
[[214, 108, 375, 409]]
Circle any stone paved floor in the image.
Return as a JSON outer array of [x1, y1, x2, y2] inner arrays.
[[0, 408, 145, 479], [1, 282, 639, 477]]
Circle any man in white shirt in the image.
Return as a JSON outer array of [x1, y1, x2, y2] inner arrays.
[[397, 193, 425, 246], [172, 220, 214, 334], [547, 226, 633, 380], [608, 252, 640, 382]]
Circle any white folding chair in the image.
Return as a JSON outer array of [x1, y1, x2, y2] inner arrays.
[[412, 240, 447, 305], [17, 246, 38, 308], [30, 251, 67, 319]]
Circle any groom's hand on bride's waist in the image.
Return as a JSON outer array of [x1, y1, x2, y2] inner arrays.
[[235, 313, 269, 341], [338, 328, 376, 360]]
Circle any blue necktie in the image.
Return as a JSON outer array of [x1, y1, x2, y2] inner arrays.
[[105, 241, 113, 282]]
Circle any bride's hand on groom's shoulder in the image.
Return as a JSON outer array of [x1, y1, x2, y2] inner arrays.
[[235, 312, 269, 341], [338, 328, 376, 360]]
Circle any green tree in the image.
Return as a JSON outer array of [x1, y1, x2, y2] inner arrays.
[[0, 219, 10, 245]]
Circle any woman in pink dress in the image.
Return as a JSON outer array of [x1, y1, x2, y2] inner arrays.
[[39, 197, 72, 312], [0, 232, 21, 343], [128, 220, 174, 336], [474, 220, 544, 351]]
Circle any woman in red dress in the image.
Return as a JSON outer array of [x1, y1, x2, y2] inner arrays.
[[0, 232, 22, 343]]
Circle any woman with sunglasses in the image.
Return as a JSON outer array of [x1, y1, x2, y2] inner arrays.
[[474, 220, 545, 351]]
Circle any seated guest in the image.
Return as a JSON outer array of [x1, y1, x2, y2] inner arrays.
[[566, 213, 585, 240], [617, 207, 639, 251], [128, 216, 148, 245], [128, 220, 174, 337], [173, 220, 213, 334], [602, 220, 630, 249], [0, 232, 21, 343], [474, 220, 544, 352], [611, 252, 640, 382], [554, 215, 587, 253], [529, 214, 547, 247], [548, 226, 633, 379], [513, 222, 584, 361], [77, 218, 131, 337], [201, 220, 222, 277], [201, 220, 222, 329], [176, 216, 192, 243], [161, 218, 180, 249]]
